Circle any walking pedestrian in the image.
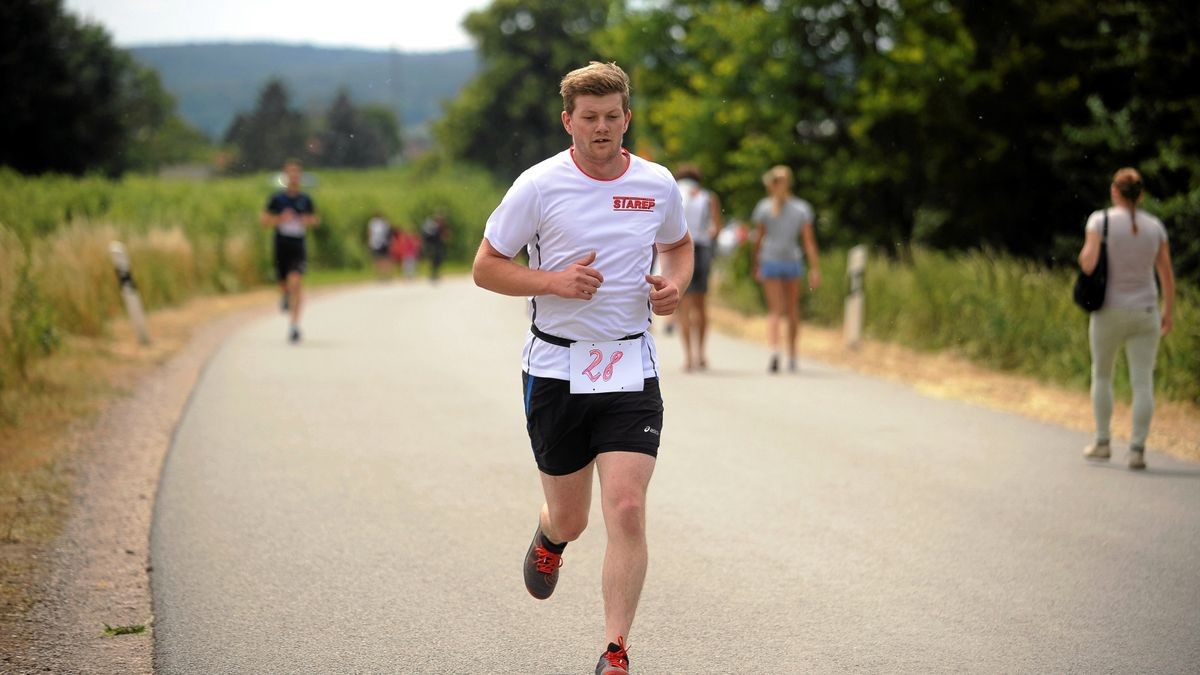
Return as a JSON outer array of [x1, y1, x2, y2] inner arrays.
[[1079, 167, 1175, 470], [751, 164, 821, 373], [421, 211, 450, 282], [472, 61, 692, 675], [260, 158, 319, 343], [367, 211, 394, 279], [674, 163, 722, 371]]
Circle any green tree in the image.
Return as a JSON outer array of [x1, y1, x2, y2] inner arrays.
[[434, 0, 611, 180], [0, 0, 206, 175], [224, 79, 309, 172], [319, 89, 398, 167]]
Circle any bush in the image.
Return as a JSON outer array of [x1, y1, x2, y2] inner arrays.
[[716, 245, 1200, 405]]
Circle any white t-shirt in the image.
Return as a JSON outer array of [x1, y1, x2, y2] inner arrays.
[[484, 148, 688, 380], [1085, 207, 1168, 310], [678, 178, 713, 246], [367, 217, 390, 249]]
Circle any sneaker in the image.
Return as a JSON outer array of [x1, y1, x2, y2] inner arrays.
[[788, 359, 798, 373], [523, 527, 562, 600], [1129, 447, 1146, 470], [768, 355, 780, 374], [288, 326, 301, 344], [1082, 441, 1110, 461], [595, 637, 630, 675]]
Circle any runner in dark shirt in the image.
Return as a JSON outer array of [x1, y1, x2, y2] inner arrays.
[[260, 158, 319, 343]]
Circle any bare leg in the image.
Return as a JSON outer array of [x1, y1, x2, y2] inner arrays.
[[538, 462, 594, 544], [784, 279, 801, 362], [286, 271, 303, 327], [762, 279, 784, 354], [678, 294, 695, 370], [694, 292, 709, 368], [596, 451, 655, 647]]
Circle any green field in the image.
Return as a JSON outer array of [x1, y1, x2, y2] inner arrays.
[[2, 165, 1196, 423], [0, 162, 503, 405]]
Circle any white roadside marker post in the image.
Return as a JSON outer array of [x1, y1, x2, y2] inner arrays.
[[843, 245, 867, 349], [109, 241, 150, 345]]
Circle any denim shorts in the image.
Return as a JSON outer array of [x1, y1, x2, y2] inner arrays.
[[760, 259, 805, 280]]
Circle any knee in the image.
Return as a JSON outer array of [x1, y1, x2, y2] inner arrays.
[[549, 512, 588, 542], [605, 493, 647, 537]]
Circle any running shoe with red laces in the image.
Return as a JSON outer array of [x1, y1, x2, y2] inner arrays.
[[523, 527, 563, 599], [595, 637, 630, 675]]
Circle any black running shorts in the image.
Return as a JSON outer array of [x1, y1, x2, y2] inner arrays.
[[687, 243, 712, 294], [521, 372, 663, 476], [274, 236, 307, 281]]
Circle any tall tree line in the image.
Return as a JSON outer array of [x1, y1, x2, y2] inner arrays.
[[223, 81, 402, 172], [436, 0, 1199, 279]]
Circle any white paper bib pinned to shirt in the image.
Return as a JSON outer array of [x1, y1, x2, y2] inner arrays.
[[568, 339, 644, 394]]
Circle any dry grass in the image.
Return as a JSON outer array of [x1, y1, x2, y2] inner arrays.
[[709, 302, 1200, 463]]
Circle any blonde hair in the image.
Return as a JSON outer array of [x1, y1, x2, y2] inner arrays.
[[559, 61, 630, 115], [762, 165, 793, 217], [1112, 167, 1144, 235]]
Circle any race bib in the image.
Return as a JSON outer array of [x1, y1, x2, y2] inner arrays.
[[569, 339, 644, 394]]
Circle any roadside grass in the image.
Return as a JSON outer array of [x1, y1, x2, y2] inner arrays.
[[102, 623, 146, 637], [716, 244, 1200, 406], [0, 163, 505, 427]]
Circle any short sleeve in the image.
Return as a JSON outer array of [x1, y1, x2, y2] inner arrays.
[[655, 182, 688, 245], [300, 196, 315, 214], [798, 199, 814, 227], [1084, 210, 1104, 233], [483, 173, 542, 258], [751, 200, 768, 226], [265, 193, 283, 214]]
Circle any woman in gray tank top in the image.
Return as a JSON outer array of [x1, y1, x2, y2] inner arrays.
[[751, 165, 822, 373], [1078, 167, 1176, 470]]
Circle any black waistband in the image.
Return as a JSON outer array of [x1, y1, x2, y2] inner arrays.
[[530, 323, 644, 348]]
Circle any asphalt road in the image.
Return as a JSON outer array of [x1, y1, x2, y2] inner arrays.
[[151, 279, 1200, 674]]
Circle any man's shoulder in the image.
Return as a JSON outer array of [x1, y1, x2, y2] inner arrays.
[[629, 154, 676, 185], [518, 149, 573, 184]]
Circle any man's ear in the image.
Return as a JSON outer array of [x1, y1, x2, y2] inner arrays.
[[562, 110, 572, 134]]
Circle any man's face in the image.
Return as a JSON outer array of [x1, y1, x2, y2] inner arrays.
[[284, 163, 302, 190], [562, 93, 630, 165]]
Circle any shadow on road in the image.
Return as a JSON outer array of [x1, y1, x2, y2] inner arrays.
[[1088, 463, 1200, 479]]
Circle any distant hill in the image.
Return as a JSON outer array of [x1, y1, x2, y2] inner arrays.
[[130, 42, 478, 140]]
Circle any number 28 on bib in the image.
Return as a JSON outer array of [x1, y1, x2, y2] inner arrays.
[[568, 339, 644, 394]]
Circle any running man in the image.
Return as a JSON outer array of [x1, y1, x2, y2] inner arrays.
[[260, 158, 319, 343], [472, 61, 693, 675]]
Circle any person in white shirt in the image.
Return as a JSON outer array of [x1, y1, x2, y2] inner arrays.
[[674, 163, 722, 371], [1078, 167, 1176, 470], [472, 61, 692, 675], [366, 211, 393, 279]]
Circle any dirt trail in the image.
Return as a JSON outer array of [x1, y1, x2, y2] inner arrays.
[[707, 303, 1199, 463]]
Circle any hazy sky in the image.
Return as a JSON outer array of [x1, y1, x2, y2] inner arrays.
[[64, 0, 492, 51]]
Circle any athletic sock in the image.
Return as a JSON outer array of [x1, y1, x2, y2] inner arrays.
[[538, 532, 566, 554]]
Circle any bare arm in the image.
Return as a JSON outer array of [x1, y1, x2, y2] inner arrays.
[[708, 193, 723, 242], [260, 211, 279, 228], [472, 237, 603, 300], [752, 223, 765, 281], [801, 221, 821, 290], [646, 232, 694, 316], [1156, 239, 1175, 336], [1078, 229, 1102, 274]]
